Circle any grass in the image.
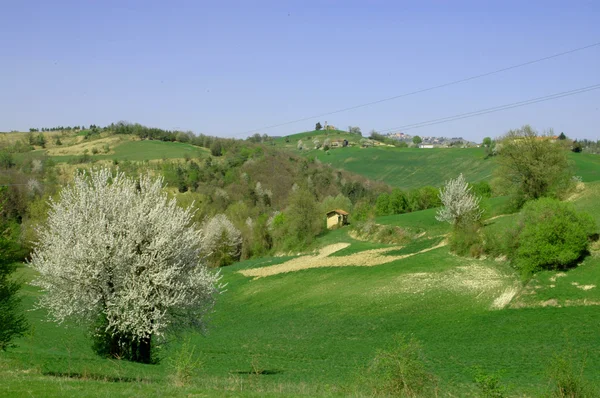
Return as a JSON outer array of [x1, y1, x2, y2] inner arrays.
[[297, 145, 600, 189], [2, 135, 600, 395], [4, 186, 600, 396], [311, 146, 496, 188]]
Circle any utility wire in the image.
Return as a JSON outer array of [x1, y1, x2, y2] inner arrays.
[[239, 41, 600, 135], [377, 83, 600, 133]]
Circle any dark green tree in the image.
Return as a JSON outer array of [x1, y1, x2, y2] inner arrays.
[[315, 122, 322, 131], [210, 141, 223, 157], [496, 125, 573, 206], [558, 132, 567, 140], [0, 198, 29, 351], [412, 136, 423, 145]]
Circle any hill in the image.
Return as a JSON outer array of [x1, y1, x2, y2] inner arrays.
[[3, 181, 600, 396], [295, 144, 600, 189]]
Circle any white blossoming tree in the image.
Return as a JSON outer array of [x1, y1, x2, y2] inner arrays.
[[30, 168, 221, 363], [201, 214, 242, 267], [436, 174, 483, 227]]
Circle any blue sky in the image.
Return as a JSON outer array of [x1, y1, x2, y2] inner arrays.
[[1, 0, 599, 141]]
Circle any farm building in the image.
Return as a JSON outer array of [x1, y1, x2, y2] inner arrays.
[[326, 209, 349, 229]]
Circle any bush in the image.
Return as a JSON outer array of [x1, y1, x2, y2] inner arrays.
[[547, 349, 593, 397], [515, 198, 595, 276], [169, 339, 202, 387], [470, 180, 493, 198], [449, 223, 483, 257], [474, 368, 506, 398], [367, 334, 436, 397]]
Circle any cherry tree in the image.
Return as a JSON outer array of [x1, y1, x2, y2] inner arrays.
[[30, 168, 221, 363], [201, 214, 242, 267], [436, 174, 483, 227]]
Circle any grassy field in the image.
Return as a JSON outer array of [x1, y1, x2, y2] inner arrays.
[[298, 145, 600, 189], [3, 182, 600, 396]]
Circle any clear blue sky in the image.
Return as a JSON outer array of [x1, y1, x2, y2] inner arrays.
[[1, 0, 599, 141]]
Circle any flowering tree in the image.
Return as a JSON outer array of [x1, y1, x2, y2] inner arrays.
[[30, 168, 221, 363], [201, 214, 242, 267], [436, 174, 483, 227]]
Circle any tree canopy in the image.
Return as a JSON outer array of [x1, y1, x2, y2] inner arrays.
[[30, 168, 221, 363]]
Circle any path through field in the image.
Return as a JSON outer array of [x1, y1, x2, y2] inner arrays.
[[240, 240, 448, 278]]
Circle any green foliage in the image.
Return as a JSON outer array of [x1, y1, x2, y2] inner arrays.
[[412, 136, 422, 145], [470, 180, 492, 198], [367, 334, 436, 397], [320, 194, 352, 215], [0, 151, 15, 169], [35, 133, 46, 148], [449, 222, 484, 257], [0, 217, 29, 351], [375, 193, 391, 216], [547, 349, 593, 398], [315, 122, 322, 131], [169, 339, 202, 387], [515, 198, 595, 276], [474, 368, 506, 398], [496, 125, 574, 206], [210, 141, 223, 157]]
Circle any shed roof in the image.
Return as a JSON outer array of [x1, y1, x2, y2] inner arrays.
[[327, 209, 349, 216]]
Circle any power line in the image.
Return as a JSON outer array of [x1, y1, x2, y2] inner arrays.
[[239, 41, 600, 136], [377, 83, 600, 133]]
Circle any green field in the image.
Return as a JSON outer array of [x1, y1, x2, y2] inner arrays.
[[299, 145, 600, 189], [3, 182, 600, 396]]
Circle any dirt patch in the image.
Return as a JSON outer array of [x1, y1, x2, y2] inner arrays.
[[239, 241, 447, 279], [46, 135, 126, 156], [549, 272, 567, 282], [576, 284, 596, 291], [485, 214, 510, 222], [491, 286, 519, 310], [373, 263, 513, 299], [566, 182, 586, 202]]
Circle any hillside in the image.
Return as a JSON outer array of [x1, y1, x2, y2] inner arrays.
[[298, 144, 599, 189], [3, 181, 600, 396]]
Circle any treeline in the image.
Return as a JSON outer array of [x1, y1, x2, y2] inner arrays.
[[373, 181, 492, 217], [573, 139, 600, 154], [30, 126, 85, 132]]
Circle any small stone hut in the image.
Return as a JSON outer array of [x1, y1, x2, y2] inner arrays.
[[326, 209, 349, 229]]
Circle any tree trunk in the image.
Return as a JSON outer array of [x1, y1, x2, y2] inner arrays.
[[138, 335, 152, 364]]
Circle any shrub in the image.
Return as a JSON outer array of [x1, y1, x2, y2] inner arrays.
[[470, 180, 493, 198], [547, 350, 593, 398], [474, 368, 506, 398], [367, 334, 436, 397], [515, 198, 595, 275], [169, 339, 202, 387], [449, 223, 483, 257]]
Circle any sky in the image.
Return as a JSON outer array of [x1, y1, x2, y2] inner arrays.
[[1, 0, 599, 141]]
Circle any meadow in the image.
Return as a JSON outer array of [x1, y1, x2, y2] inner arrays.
[[2, 129, 600, 396], [2, 182, 599, 396]]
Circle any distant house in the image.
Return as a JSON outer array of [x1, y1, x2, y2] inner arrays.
[[326, 209, 349, 229], [419, 144, 434, 149]]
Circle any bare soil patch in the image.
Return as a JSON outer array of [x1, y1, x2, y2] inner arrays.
[[239, 241, 447, 279]]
